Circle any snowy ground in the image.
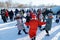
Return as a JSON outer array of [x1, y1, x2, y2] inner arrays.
[[0, 15, 60, 40]]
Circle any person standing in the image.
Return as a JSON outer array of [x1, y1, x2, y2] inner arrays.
[[9, 10, 14, 21], [15, 9, 19, 16], [1, 9, 7, 23], [5, 9, 9, 20]]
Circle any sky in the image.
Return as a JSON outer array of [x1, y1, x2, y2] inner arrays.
[[0, 0, 60, 6]]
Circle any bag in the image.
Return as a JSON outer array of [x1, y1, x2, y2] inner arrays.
[[55, 19, 59, 23]]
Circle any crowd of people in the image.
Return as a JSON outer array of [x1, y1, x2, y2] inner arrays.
[[0, 9, 14, 22], [0, 8, 60, 40]]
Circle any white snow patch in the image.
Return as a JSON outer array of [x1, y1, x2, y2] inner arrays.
[[51, 32, 60, 40], [0, 26, 16, 30], [0, 21, 16, 27], [36, 25, 60, 40]]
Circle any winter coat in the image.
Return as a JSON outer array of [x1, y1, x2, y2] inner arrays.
[[9, 11, 14, 17], [5, 11, 9, 17], [25, 19, 46, 38], [16, 19, 25, 30], [1, 9, 7, 22], [45, 13, 53, 31], [15, 9, 19, 16]]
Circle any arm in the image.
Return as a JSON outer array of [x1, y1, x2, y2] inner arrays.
[[25, 22, 29, 26], [38, 21, 46, 26]]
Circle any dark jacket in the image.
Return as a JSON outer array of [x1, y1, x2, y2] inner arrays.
[[9, 10, 14, 17], [26, 15, 31, 22], [15, 9, 19, 15]]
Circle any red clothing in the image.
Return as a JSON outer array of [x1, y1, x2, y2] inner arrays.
[[5, 11, 9, 17], [25, 19, 46, 38]]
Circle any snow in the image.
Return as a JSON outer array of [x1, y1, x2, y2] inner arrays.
[[51, 32, 60, 40], [0, 15, 60, 40]]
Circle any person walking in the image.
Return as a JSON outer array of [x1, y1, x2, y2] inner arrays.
[[15, 14, 28, 35], [25, 13, 46, 40], [41, 13, 53, 36]]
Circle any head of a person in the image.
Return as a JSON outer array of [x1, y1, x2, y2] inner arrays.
[[42, 8, 47, 12], [48, 13, 53, 18], [37, 9, 42, 13], [31, 13, 37, 20]]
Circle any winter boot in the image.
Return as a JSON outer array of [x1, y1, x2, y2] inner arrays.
[[46, 30, 49, 36], [46, 33, 50, 36]]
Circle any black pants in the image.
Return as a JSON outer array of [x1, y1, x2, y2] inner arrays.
[[31, 37, 36, 40], [42, 28, 49, 34], [18, 29, 27, 34], [10, 17, 13, 21], [2, 16, 7, 23], [23, 29, 27, 34], [43, 16, 45, 22]]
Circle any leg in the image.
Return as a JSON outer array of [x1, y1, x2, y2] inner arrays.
[[31, 38, 33, 40], [4, 18, 7, 23], [31, 37, 36, 40], [46, 30, 49, 33], [33, 37, 36, 40], [23, 29, 28, 34], [18, 30, 21, 35], [10, 17, 13, 21], [43, 16, 45, 22], [40, 28, 45, 31], [43, 28, 45, 30], [45, 30, 49, 36], [10, 17, 11, 21]]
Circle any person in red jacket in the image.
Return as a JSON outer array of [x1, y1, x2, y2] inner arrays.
[[5, 10, 9, 20], [25, 13, 46, 40]]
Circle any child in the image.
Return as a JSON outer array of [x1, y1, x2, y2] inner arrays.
[[25, 13, 46, 40], [41, 13, 53, 36], [15, 14, 28, 35]]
